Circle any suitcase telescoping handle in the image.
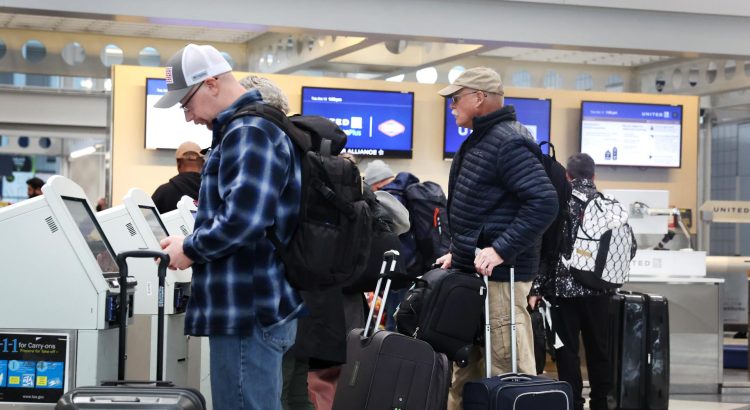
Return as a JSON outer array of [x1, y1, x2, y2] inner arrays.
[[116, 250, 170, 381], [482, 265, 517, 378], [363, 249, 400, 338]]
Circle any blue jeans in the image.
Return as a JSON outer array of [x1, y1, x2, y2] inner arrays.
[[209, 318, 298, 410], [384, 288, 407, 331]]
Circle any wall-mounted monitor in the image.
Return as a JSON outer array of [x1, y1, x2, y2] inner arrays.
[[301, 86, 414, 158], [580, 101, 683, 168], [145, 78, 212, 150], [443, 97, 551, 159]]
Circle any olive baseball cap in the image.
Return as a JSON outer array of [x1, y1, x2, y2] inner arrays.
[[437, 66, 504, 97]]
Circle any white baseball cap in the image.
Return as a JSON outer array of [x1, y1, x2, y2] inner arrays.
[[154, 44, 232, 108]]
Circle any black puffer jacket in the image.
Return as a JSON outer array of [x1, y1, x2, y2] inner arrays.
[[448, 105, 558, 282]]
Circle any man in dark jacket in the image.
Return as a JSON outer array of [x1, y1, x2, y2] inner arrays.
[[151, 140, 203, 213], [529, 153, 613, 410], [435, 67, 558, 410]]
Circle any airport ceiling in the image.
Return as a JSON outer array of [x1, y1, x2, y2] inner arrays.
[[0, 11, 676, 78]]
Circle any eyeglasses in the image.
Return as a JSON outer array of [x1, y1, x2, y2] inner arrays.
[[450, 90, 484, 104], [180, 81, 205, 112]]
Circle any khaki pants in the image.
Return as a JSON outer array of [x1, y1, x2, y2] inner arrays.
[[447, 280, 536, 410]]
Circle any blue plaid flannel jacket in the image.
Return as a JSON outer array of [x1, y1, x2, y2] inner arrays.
[[182, 90, 303, 336]]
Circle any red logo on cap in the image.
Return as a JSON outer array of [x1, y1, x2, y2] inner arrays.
[[165, 67, 173, 84]]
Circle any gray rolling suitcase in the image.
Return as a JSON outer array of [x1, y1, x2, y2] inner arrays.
[[462, 269, 573, 410], [56, 251, 206, 410], [332, 250, 451, 410]]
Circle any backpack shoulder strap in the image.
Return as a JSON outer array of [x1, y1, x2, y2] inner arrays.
[[539, 141, 556, 160], [223, 103, 313, 152]]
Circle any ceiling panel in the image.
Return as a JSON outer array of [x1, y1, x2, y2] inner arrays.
[[481, 47, 673, 66], [0, 12, 264, 43], [332, 41, 483, 67]]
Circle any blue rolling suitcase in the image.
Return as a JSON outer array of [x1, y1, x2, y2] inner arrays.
[[56, 251, 206, 410], [462, 269, 573, 410]]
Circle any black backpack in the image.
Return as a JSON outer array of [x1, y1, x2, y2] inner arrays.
[[395, 268, 486, 367], [403, 181, 451, 273], [537, 141, 572, 274], [342, 187, 403, 293], [223, 103, 372, 290]]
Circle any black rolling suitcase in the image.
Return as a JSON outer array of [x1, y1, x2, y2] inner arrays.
[[56, 251, 206, 410], [463, 269, 573, 410], [395, 268, 486, 367], [332, 250, 451, 410], [608, 292, 669, 410]]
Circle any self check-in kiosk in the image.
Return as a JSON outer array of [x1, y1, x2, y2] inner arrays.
[[0, 175, 136, 407], [97, 189, 191, 385], [161, 196, 197, 237]]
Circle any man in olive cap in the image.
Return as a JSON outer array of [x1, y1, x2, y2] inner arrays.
[[435, 67, 558, 409]]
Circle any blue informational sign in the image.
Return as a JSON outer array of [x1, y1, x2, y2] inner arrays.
[[7, 361, 35, 388], [580, 101, 683, 168], [0, 361, 6, 387], [0, 333, 68, 403], [301, 87, 414, 158], [35, 362, 64, 389], [443, 97, 551, 159]]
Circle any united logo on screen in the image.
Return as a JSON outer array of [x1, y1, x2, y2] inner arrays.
[[378, 119, 405, 137]]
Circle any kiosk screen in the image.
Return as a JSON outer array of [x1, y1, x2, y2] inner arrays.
[[138, 206, 169, 242], [61, 197, 119, 277]]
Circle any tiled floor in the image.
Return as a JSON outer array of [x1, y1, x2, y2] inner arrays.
[[669, 368, 750, 410], [579, 365, 750, 409]]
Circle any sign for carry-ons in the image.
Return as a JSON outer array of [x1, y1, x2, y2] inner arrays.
[[700, 201, 750, 223]]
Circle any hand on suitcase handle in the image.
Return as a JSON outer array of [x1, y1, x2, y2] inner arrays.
[[116, 250, 171, 278]]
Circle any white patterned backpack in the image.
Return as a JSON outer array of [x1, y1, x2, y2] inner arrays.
[[566, 190, 637, 289]]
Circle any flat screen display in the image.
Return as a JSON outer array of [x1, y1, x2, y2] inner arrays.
[[61, 197, 119, 277], [144, 78, 212, 150], [301, 87, 414, 158], [138, 205, 169, 242], [580, 101, 683, 168], [443, 97, 551, 159]]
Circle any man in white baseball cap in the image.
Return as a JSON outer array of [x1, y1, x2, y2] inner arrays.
[[154, 44, 232, 109], [157, 44, 304, 410]]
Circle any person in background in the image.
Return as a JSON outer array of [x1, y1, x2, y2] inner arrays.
[[156, 44, 303, 410], [95, 197, 108, 212], [435, 67, 558, 409], [363, 159, 419, 332], [529, 153, 612, 410], [26, 177, 44, 198], [238, 73, 314, 410], [151, 140, 204, 213]]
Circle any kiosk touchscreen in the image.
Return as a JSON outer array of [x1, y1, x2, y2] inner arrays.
[[160, 196, 197, 236], [0, 176, 136, 404], [98, 189, 191, 384]]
